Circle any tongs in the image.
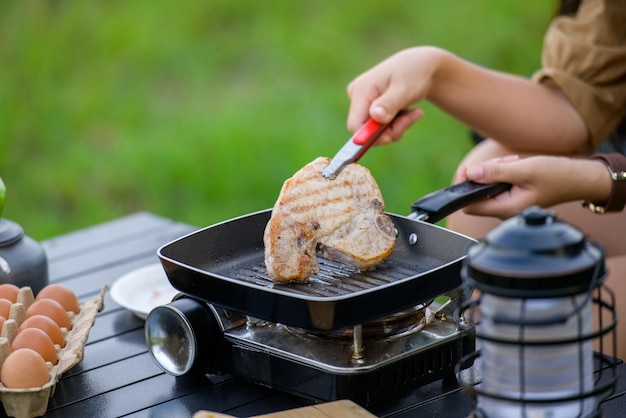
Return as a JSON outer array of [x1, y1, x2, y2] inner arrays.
[[322, 115, 512, 220], [322, 117, 395, 180]]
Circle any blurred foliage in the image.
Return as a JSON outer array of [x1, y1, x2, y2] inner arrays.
[[0, 1, 552, 239]]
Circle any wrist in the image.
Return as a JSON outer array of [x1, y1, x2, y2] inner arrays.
[[407, 47, 452, 101], [582, 153, 626, 214]]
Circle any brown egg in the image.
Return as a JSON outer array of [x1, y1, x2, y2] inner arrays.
[[36, 283, 80, 314], [0, 298, 12, 319], [0, 284, 19, 303], [20, 315, 66, 348], [11, 327, 58, 365], [0, 315, 6, 332], [26, 298, 72, 330], [1, 348, 50, 388]]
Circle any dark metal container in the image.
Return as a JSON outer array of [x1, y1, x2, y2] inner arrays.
[[0, 218, 49, 294]]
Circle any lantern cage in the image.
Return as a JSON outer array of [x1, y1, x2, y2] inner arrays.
[[456, 265, 618, 418]]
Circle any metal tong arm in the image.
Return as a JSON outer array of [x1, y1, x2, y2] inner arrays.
[[322, 117, 392, 180], [408, 181, 512, 224]]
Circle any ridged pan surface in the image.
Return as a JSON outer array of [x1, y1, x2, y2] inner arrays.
[[158, 209, 474, 330]]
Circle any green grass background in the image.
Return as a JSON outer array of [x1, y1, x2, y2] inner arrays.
[[1, 1, 553, 240]]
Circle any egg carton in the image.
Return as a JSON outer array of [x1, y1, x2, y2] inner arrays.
[[0, 285, 106, 418]]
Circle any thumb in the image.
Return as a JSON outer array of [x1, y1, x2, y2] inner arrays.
[[370, 84, 415, 123], [465, 165, 488, 183], [466, 156, 520, 183]]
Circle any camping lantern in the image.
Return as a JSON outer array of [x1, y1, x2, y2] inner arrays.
[[456, 206, 617, 418]]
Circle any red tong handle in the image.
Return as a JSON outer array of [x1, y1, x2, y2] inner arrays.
[[322, 113, 402, 179], [351, 118, 387, 162]]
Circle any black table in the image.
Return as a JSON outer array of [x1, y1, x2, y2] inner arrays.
[[9, 212, 625, 417]]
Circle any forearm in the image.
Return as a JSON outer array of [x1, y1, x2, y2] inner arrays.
[[347, 46, 590, 152], [428, 49, 590, 153]]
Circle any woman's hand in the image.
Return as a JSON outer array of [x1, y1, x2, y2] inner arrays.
[[455, 155, 612, 219], [346, 47, 445, 145]]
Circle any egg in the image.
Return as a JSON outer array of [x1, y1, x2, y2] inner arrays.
[[0, 298, 12, 319], [1, 348, 50, 388], [11, 327, 58, 365], [19, 315, 66, 348], [0, 284, 19, 303], [36, 283, 80, 314], [26, 298, 72, 330]]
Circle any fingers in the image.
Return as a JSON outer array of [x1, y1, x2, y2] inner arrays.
[[463, 199, 519, 220], [460, 155, 525, 219], [346, 81, 379, 132], [346, 50, 425, 134], [346, 86, 413, 132], [374, 108, 424, 145], [462, 185, 528, 219], [347, 88, 424, 144], [464, 155, 520, 183], [368, 81, 417, 124], [453, 165, 469, 184]]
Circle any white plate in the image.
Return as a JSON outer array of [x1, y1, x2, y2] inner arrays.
[[110, 263, 178, 320]]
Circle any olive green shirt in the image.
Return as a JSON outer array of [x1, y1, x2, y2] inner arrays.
[[532, 0, 626, 150]]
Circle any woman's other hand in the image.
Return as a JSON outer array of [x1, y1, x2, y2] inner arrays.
[[455, 155, 612, 219]]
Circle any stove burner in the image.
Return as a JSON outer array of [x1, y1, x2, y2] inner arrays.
[[285, 302, 431, 341]]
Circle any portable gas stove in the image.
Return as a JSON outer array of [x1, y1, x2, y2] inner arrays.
[[146, 256, 473, 407], [144, 181, 509, 406]]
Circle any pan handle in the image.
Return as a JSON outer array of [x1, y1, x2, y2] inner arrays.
[[408, 181, 511, 224]]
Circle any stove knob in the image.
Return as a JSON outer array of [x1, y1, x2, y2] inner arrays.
[[145, 296, 222, 376]]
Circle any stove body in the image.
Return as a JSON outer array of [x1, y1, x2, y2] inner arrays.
[[177, 294, 473, 407]]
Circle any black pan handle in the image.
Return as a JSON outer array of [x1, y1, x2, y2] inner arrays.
[[409, 181, 511, 224]]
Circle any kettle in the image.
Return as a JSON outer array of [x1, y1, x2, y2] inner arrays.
[[0, 177, 49, 295]]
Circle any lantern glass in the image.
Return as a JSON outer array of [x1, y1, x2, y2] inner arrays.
[[478, 293, 594, 417]]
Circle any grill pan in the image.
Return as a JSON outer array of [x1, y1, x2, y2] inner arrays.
[[158, 181, 509, 330]]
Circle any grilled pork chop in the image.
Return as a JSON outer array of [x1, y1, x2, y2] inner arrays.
[[263, 157, 396, 283]]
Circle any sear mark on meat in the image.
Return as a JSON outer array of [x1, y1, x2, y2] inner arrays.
[[263, 157, 396, 283]]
